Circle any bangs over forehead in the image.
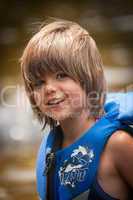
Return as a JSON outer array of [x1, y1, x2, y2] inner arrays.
[[21, 20, 87, 85]]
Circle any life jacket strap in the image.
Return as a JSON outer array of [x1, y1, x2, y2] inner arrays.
[[46, 126, 63, 200]]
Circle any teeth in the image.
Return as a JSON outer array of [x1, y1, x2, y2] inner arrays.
[[48, 99, 64, 105], [47, 93, 65, 105]]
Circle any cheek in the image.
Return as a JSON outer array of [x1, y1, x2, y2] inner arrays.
[[33, 90, 44, 108], [67, 89, 87, 109]]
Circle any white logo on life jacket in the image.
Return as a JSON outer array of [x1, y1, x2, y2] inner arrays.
[[59, 146, 94, 187]]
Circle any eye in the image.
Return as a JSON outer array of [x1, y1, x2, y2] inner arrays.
[[33, 80, 45, 89], [56, 72, 68, 80]]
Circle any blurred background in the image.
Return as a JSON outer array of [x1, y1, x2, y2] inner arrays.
[[0, 0, 133, 199]]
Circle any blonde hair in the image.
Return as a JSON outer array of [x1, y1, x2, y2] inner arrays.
[[21, 19, 106, 130]]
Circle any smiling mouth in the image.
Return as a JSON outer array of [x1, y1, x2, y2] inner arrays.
[[47, 98, 65, 106]]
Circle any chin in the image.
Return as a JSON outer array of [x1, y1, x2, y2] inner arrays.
[[53, 114, 71, 122], [46, 110, 81, 122]]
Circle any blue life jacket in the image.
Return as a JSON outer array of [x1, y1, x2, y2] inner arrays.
[[36, 92, 133, 200]]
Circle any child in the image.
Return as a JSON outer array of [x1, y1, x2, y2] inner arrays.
[[21, 19, 133, 200]]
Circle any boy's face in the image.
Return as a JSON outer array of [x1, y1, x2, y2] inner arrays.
[[33, 71, 88, 122]]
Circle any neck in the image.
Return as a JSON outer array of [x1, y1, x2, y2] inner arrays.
[[59, 111, 95, 148]]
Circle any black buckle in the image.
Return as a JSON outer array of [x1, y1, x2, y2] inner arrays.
[[43, 152, 55, 176]]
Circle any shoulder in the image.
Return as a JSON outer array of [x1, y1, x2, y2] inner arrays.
[[107, 129, 133, 188], [107, 129, 133, 161], [108, 129, 133, 153], [104, 129, 133, 166]]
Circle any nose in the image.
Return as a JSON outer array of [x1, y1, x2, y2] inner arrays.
[[45, 80, 57, 96]]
